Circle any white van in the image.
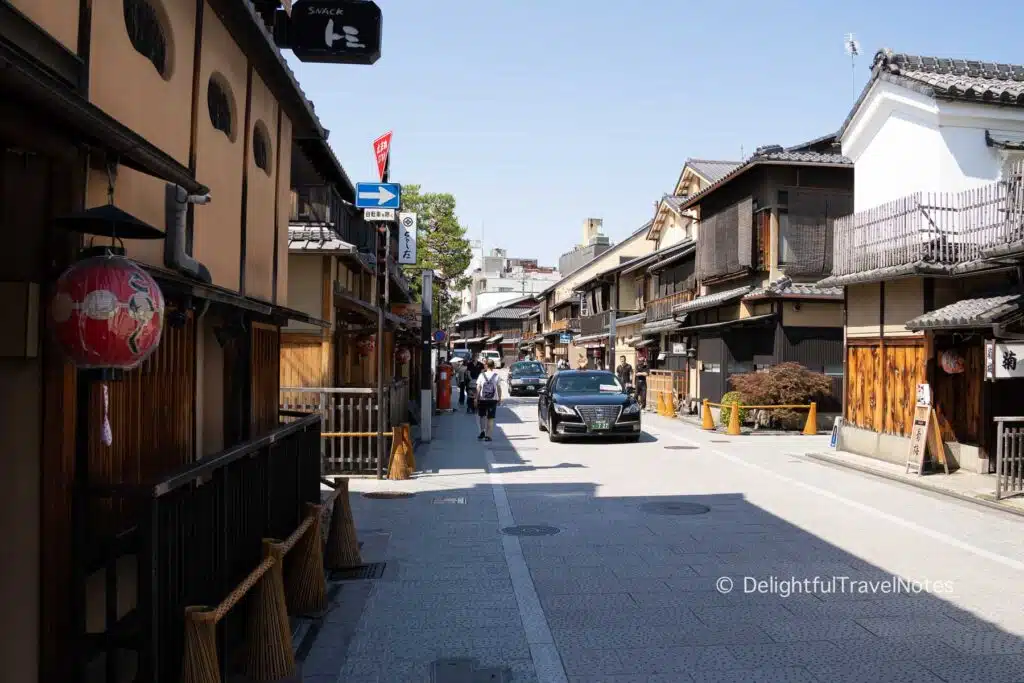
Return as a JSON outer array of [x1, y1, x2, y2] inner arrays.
[[480, 350, 503, 368]]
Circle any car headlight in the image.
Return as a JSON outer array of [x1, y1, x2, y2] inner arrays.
[[553, 404, 576, 416], [622, 402, 641, 415]]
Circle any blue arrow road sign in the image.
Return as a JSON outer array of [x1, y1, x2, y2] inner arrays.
[[355, 182, 401, 209]]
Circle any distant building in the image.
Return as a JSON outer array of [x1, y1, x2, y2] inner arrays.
[[558, 218, 613, 274], [458, 246, 560, 315]]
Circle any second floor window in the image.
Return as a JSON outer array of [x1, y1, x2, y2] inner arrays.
[[207, 75, 234, 140], [124, 0, 170, 79]]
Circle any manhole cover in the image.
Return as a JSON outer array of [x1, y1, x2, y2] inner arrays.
[[431, 657, 511, 682], [501, 524, 560, 536], [664, 446, 698, 450], [433, 496, 467, 504], [639, 501, 711, 516], [362, 491, 415, 499], [330, 562, 387, 581]]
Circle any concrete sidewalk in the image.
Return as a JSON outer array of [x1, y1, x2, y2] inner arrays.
[[300, 406, 540, 683]]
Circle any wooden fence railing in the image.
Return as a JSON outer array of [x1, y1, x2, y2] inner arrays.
[[994, 416, 1024, 500], [645, 369, 686, 412], [81, 415, 322, 682], [280, 380, 409, 473]]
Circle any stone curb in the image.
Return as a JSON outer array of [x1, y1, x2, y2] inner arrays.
[[804, 451, 1024, 519]]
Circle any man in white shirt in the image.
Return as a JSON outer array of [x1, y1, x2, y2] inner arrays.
[[475, 359, 502, 441]]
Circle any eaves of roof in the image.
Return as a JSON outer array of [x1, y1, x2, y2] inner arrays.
[[674, 154, 852, 213]]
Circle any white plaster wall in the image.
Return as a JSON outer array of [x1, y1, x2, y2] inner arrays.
[[284, 254, 322, 332], [844, 79, 1024, 212]]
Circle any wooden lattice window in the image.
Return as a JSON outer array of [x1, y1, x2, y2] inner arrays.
[[207, 75, 233, 139], [253, 121, 271, 174], [123, 0, 169, 78]]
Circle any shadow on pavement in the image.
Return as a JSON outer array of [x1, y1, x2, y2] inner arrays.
[[307, 443, 1024, 682]]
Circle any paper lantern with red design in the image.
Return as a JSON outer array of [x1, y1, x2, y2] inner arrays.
[[940, 349, 965, 374], [396, 347, 411, 364], [50, 254, 165, 369], [356, 335, 375, 357]]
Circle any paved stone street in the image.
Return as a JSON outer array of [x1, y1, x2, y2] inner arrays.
[[302, 394, 1024, 682]]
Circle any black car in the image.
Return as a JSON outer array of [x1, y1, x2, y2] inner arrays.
[[538, 370, 642, 443], [507, 361, 547, 396]]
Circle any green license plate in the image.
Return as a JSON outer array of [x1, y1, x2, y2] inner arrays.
[[591, 421, 609, 431]]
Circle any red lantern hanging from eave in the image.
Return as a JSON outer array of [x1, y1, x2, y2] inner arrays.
[[939, 349, 965, 374], [50, 253, 166, 370], [396, 347, 411, 364], [356, 335, 376, 357]]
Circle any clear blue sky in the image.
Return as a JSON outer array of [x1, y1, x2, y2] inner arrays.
[[285, 0, 1024, 267]]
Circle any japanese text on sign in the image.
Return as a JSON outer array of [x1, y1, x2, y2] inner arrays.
[[398, 212, 417, 265]]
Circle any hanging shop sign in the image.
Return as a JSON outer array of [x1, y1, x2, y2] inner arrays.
[[985, 340, 1024, 380], [398, 212, 417, 265], [391, 303, 421, 328], [279, 0, 383, 65], [50, 253, 165, 370]]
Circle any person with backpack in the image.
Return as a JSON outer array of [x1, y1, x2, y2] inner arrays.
[[475, 359, 502, 441]]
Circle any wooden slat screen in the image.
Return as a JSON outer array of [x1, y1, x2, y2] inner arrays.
[[87, 309, 195, 532], [251, 324, 281, 436]]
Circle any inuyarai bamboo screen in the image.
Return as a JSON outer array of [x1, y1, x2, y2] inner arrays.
[[697, 197, 753, 281], [782, 189, 852, 276]]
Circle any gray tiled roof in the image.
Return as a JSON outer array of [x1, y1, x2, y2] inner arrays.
[[455, 297, 536, 324], [662, 195, 689, 213], [839, 48, 1024, 140], [676, 150, 850, 212], [288, 225, 355, 252], [755, 150, 852, 164], [686, 160, 742, 184], [745, 276, 842, 300], [905, 293, 1024, 331], [615, 311, 648, 326], [672, 285, 752, 315], [786, 133, 840, 153]]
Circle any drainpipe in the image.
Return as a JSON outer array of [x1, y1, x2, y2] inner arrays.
[[164, 183, 212, 283]]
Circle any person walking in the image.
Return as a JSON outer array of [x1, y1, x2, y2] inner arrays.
[[476, 359, 502, 441], [616, 355, 634, 388], [455, 362, 468, 405]]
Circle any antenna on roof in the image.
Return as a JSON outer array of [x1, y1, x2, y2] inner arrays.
[[844, 33, 860, 102]]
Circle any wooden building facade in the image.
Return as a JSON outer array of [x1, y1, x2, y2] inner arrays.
[[671, 141, 852, 406], [0, 1, 336, 680]]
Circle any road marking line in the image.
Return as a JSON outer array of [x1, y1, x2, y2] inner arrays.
[[647, 425, 1024, 572], [485, 448, 568, 683]]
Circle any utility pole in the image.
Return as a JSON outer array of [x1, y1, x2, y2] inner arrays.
[[375, 222, 390, 479], [420, 269, 433, 442], [608, 274, 617, 371]]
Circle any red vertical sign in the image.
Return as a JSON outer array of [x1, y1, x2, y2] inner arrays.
[[373, 131, 392, 181]]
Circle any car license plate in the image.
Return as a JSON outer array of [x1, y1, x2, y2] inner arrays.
[[591, 420, 609, 431], [526, 385, 536, 392]]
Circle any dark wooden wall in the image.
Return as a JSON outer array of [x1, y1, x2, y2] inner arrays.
[[251, 323, 281, 436], [930, 337, 985, 453]]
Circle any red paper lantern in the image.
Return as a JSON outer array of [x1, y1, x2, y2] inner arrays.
[[356, 335, 375, 357], [396, 347, 411, 364], [940, 349, 965, 374], [50, 254, 165, 369]]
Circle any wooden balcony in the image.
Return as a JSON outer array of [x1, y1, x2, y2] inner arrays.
[[647, 291, 693, 322], [549, 318, 579, 333], [830, 173, 1024, 281], [580, 310, 642, 335]]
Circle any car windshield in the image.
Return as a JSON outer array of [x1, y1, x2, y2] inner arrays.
[[554, 372, 623, 394], [511, 362, 544, 375]]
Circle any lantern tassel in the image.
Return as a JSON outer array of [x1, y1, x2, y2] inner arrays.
[[101, 383, 113, 446]]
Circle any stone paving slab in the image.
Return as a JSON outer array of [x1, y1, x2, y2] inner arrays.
[[296, 399, 1024, 682]]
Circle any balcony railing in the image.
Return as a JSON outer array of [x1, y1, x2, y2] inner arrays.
[[83, 415, 322, 683], [292, 184, 375, 252], [831, 174, 1024, 277], [580, 310, 642, 335], [647, 291, 694, 322], [550, 317, 579, 333]]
